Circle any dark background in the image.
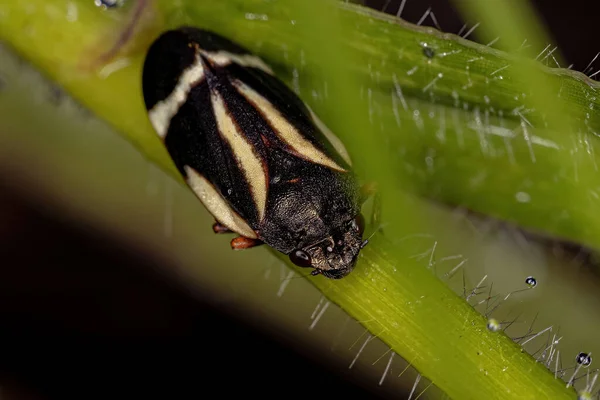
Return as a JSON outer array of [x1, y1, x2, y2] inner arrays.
[[1, 0, 598, 398]]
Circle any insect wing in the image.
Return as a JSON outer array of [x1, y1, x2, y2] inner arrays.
[[142, 28, 354, 238]]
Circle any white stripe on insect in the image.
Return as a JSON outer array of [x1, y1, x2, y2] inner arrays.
[[184, 166, 258, 239], [211, 91, 269, 221], [148, 51, 271, 139], [202, 50, 274, 75], [233, 80, 347, 172], [148, 55, 205, 138]]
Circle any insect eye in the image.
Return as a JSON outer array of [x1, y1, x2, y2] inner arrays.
[[352, 214, 365, 234], [289, 249, 312, 268]]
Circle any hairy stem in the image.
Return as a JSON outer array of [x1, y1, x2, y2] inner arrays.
[[1, 0, 595, 398]]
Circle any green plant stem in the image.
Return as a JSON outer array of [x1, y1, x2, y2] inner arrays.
[[278, 238, 574, 399], [2, 0, 598, 250], [0, 0, 592, 398]]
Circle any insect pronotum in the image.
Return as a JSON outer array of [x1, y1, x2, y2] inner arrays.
[[142, 27, 372, 279]]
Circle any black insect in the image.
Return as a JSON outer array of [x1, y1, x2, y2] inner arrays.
[[142, 27, 374, 279]]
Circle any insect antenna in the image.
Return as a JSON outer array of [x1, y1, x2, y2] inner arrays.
[[361, 224, 383, 249]]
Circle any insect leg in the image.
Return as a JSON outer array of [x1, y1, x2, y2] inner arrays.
[[372, 191, 382, 230], [359, 182, 382, 229], [212, 222, 233, 234], [230, 236, 264, 250], [359, 182, 378, 204]]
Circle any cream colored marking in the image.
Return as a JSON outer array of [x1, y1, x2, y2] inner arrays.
[[184, 166, 257, 239], [211, 92, 268, 220], [202, 50, 274, 75], [307, 107, 353, 166], [148, 55, 205, 138], [234, 81, 346, 172]]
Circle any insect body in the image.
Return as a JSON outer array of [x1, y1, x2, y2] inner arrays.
[[142, 27, 366, 279]]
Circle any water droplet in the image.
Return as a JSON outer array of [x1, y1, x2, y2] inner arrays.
[[515, 191, 531, 203], [487, 319, 500, 332], [422, 46, 435, 59], [525, 276, 537, 288], [94, 0, 123, 9], [576, 352, 592, 366], [578, 390, 593, 400]]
